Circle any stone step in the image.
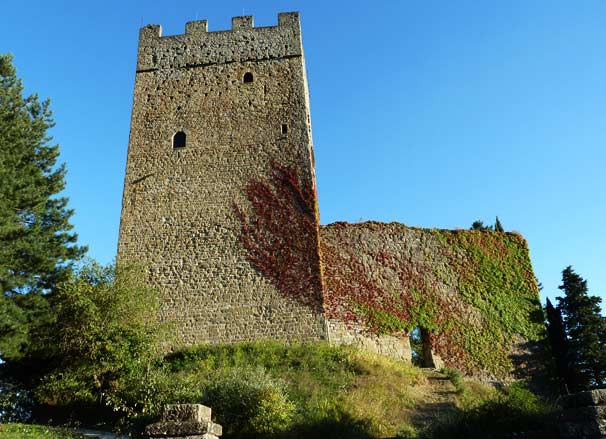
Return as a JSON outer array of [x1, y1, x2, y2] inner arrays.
[[146, 420, 222, 438], [75, 428, 130, 439], [561, 390, 606, 409], [162, 404, 212, 423], [559, 405, 606, 422]]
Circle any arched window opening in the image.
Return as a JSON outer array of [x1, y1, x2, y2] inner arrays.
[[173, 131, 186, 148], [409, 327, 436, 368], [243, 72, 254, 83], [410, 327, 423, 366]]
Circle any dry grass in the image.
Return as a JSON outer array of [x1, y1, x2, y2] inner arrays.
[[343, 351, 427, 437], [454, 379, 497, 410]]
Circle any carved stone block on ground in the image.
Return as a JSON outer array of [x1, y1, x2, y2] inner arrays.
[[558, 389, 606, 439], [162, 404, 212, 423], [561, 390, 606, 409], [146, 404, 222, 439]]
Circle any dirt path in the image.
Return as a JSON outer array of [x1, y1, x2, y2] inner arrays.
[[75, 429, 130, 439], [411, 369, 459, 427]]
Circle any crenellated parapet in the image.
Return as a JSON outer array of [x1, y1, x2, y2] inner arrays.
[[118, 11, 325, 347], [137, 12, 303, 72]]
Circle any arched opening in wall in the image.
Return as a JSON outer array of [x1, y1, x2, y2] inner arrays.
[[410, 326, 435, 368], [243, 72, 254, 83], [173, 131, 186, 149]]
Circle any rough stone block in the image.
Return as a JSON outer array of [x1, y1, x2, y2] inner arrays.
[[185, 20, 208, 35], [232, 16, 253, 30], [157, 436, 217, 439], [561, 389, 606, 408], [559, 405, 606, 422], [145, 420, 222, 437], [558, 420, 606, 439], [162, 404, 212, 423]]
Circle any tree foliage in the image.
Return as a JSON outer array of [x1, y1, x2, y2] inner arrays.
[[494, 216, 504, 232], [1, 261, 165, 424], [0, 54, 85, 362], [33, 261, 165, 418], [470, 220, 489, 231], [0, 54, 85, 295], [544, 297, 572, 393], [555, 266, 606, 391], [470, 216, 504, 232]]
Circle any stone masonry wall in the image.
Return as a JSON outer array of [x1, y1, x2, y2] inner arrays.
[[327, 319, 413, 362], [559, 390, 606, 438], [320, 222, 546, 380], [117, 13, 326, 346]]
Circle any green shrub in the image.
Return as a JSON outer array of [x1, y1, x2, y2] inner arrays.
[[442, 368, 464, 394], [165, 341, 359, 410], [421, 382, 557, 438], [33, 261, 166, 421], [201, 366, 295, 437], [163, 342, 433, 438]]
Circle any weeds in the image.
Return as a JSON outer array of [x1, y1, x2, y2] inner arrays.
[[420, 382, 558, 439], [441, 368, 464, 394], [0, 424, 85, 439], [163, 341, 426, 438]]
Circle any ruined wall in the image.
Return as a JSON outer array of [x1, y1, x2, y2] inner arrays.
[[327, 319, 413, 362], [321, 222, 546, 380], [117, 13, 326, 345]]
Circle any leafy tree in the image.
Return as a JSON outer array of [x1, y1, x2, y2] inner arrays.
[[0, 54, 85, 362], [556, 266, 606, 390], [470, 217, 505, 232], [471, 220, 490, 231], [34, 261, 165, 419], [1, 261, 166, 425]]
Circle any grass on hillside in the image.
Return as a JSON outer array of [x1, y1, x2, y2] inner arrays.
[[3, 341, 557, 439], [419, 381, 559, 439], [0, 424, 84, 439], [162, 341, 429, 438], [159, 341, 559, 439]]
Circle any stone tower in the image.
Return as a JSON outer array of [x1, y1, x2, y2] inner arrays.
[[117, 12, 326, 345]]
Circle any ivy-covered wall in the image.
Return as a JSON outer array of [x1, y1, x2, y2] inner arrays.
[[320, 222, 546, 380]]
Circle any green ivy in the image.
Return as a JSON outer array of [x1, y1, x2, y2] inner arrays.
[[355, 302, 410, 334], [431, 229, 546, 375], [322, 223, 546, 378]]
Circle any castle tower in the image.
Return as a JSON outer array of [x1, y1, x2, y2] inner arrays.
[[117, 13, 326, 345]]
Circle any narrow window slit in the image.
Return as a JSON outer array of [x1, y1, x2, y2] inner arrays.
[[173, 131, 186, 148]]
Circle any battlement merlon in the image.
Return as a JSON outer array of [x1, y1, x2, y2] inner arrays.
[[136, 12, 303, 72]]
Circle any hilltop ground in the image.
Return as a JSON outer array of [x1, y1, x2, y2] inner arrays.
[[0, 341, 557, 439]]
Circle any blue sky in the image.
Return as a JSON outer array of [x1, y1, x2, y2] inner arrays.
[[2, 1, 605, 307]]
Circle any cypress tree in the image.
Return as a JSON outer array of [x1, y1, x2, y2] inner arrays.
[[494, 216, 504, 232], [556, 266, 606, 390], [545, 297, 572, 393]]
